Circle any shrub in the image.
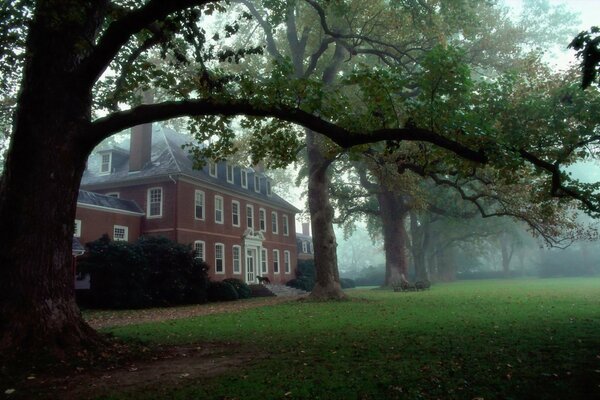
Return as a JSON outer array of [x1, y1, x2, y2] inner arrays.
[[286, 278, 313, 292], [223, 278, 252, 299], [340, 278, 356, 289], [289, 259, 315, 291], [208, 281, 239, 302]]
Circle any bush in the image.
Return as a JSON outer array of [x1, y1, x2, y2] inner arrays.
[[208, 281, 239, 302], [288, 259, 315, 291], [223, 278, 252, 299], [77, 235, 209, 309], [286, 277, 313, 292], [340, 278, 356, 289]]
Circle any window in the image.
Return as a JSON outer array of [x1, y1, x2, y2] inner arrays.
[[266, 180, 272, 196], [74, 219, 81, 238], [194, 240, 205, 261], [246, 205, 254, 229], [309, 242, 313, 254], [113, 225, 128, 241], [254, 174, 260, 192], [226, 163, 234, 183], [284, 250, 291, 274], [106, 192, 120, 198], [241, 169, 248, 188], [261, 248, 268, 274], [259, 208, 266, 231], [147, 187, 163, 217], [283, 215, 289, 236], [302, 241, 308, 253], [232, 201, 240, 227], [215, 243, 225, 274], [273, 249, 280, 274], [233, 245, 241, 274], [209, 162, 217, 177], [100, 153, 111, 174], [214, 196, 224, 224], [195, 190, 205, 220], [271, 212, 278, 234]]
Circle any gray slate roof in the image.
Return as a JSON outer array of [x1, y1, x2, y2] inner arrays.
[[77, 189, 144, 214], [82, 126, 299, 212]]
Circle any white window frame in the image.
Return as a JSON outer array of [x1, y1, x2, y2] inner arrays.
[[284, 250, 291, 274], [283, 215, 289, 236], [147, 187, 163, 218], [74, 219, 81, 238], [254, 174, 260, 193], [259, 208, 266, 232], [232, 200, 240, 227], [302, 241, 308, 253], [266, 180, 272, 196], [233, 245, 241, 274], [261, 248, 268, 274], [241, 169, 248, 188], [209, 162, 217, 177], [106, 192, 120, 198], [246, 204, 254, 229], [194, 240, 205, 261], [271, 211, 278, 234], [226, 163, 234, 183], [194, 190, 205, 220], [100, 152, 112, 174], [214, 195, 224, 224], [273, 249, 280, 274], [113, 225, 128, 241], [215, 243, 225, 274]]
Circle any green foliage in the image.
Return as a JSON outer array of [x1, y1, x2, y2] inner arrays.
[[569, 26, 600, 89], [207, 281, 240, 302], [78, 235, 209, 309], [104, 278, 600, 399], [223, 278, 252, 299], [339, 278, 356, 289]]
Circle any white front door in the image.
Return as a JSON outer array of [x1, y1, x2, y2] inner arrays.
[[246, 248, 256, 283]]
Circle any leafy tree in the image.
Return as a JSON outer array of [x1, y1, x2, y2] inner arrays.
[[570, 26, 600, 89]]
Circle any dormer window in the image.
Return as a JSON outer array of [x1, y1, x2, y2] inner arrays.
[[254, 175, 260, 193], [209, 162, 217, 177], [241, 169, 248, 188], [100, 153, 112, 174], [226, 163, 234, 183], [266, 180, 272, 196]]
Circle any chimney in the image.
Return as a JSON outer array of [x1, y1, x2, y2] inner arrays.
[[129, 91, 153, 172], [302, 222, 310, 236]]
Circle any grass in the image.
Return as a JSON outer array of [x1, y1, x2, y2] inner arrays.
[[99, 278, 600, 399]]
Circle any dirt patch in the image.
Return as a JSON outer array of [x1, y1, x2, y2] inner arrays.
[[86, 296, 303, 329], [10, 342, 261, 399]]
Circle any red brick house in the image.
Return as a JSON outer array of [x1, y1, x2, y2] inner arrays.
[[78, 124, 299, 284]]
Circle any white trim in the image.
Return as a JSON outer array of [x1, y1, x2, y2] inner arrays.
[[74, 219, 81, 238], [147, 187, 163, 218], [194, 240, 205, 261], [283, 215, 289, 236], [226, 163, 234, 183], [214, 195, 224, 224], [113, 225, 129, 241], [271, 211, 278, 234], [232, 200, 240, 227], [105, 192, 120, 198], [77, 202, 144, 216], [284, 250, 291, 274], [194, 190, 205, 220], [259, 208, 266, 232], [99, 152, 112, 175], [215, 243, 225, 274], [209, 162, 218, 178], [302, 241, 308, 253], [241, 169, 248, 188], [232, 245, 242, 274], [254, 174, 260, 193], [266, 180, 272, 196], [273, 249, 280, 274], [246, 204, 254, 229], [261, 247, 268, 274]]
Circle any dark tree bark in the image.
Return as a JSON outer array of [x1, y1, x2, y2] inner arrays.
[[500, 232, 514, 277], [409, 210, 430, 281], [378, 190, 409, 285]]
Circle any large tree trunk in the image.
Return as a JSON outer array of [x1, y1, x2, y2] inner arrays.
[[409, 211, 429, 281], [307, 129, 346, 300], [500, 232, 513, 277], [378, 190, 408, 285], [0, 2, 104, 361]]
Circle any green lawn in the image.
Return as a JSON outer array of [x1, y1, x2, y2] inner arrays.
[[100, 278, 600, 399]]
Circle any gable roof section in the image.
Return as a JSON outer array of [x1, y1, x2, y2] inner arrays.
[[82, 126, 300, 213], [77, 190, 144, 215]]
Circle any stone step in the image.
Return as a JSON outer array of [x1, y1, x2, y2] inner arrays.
[[264, 283, 309, 297]]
